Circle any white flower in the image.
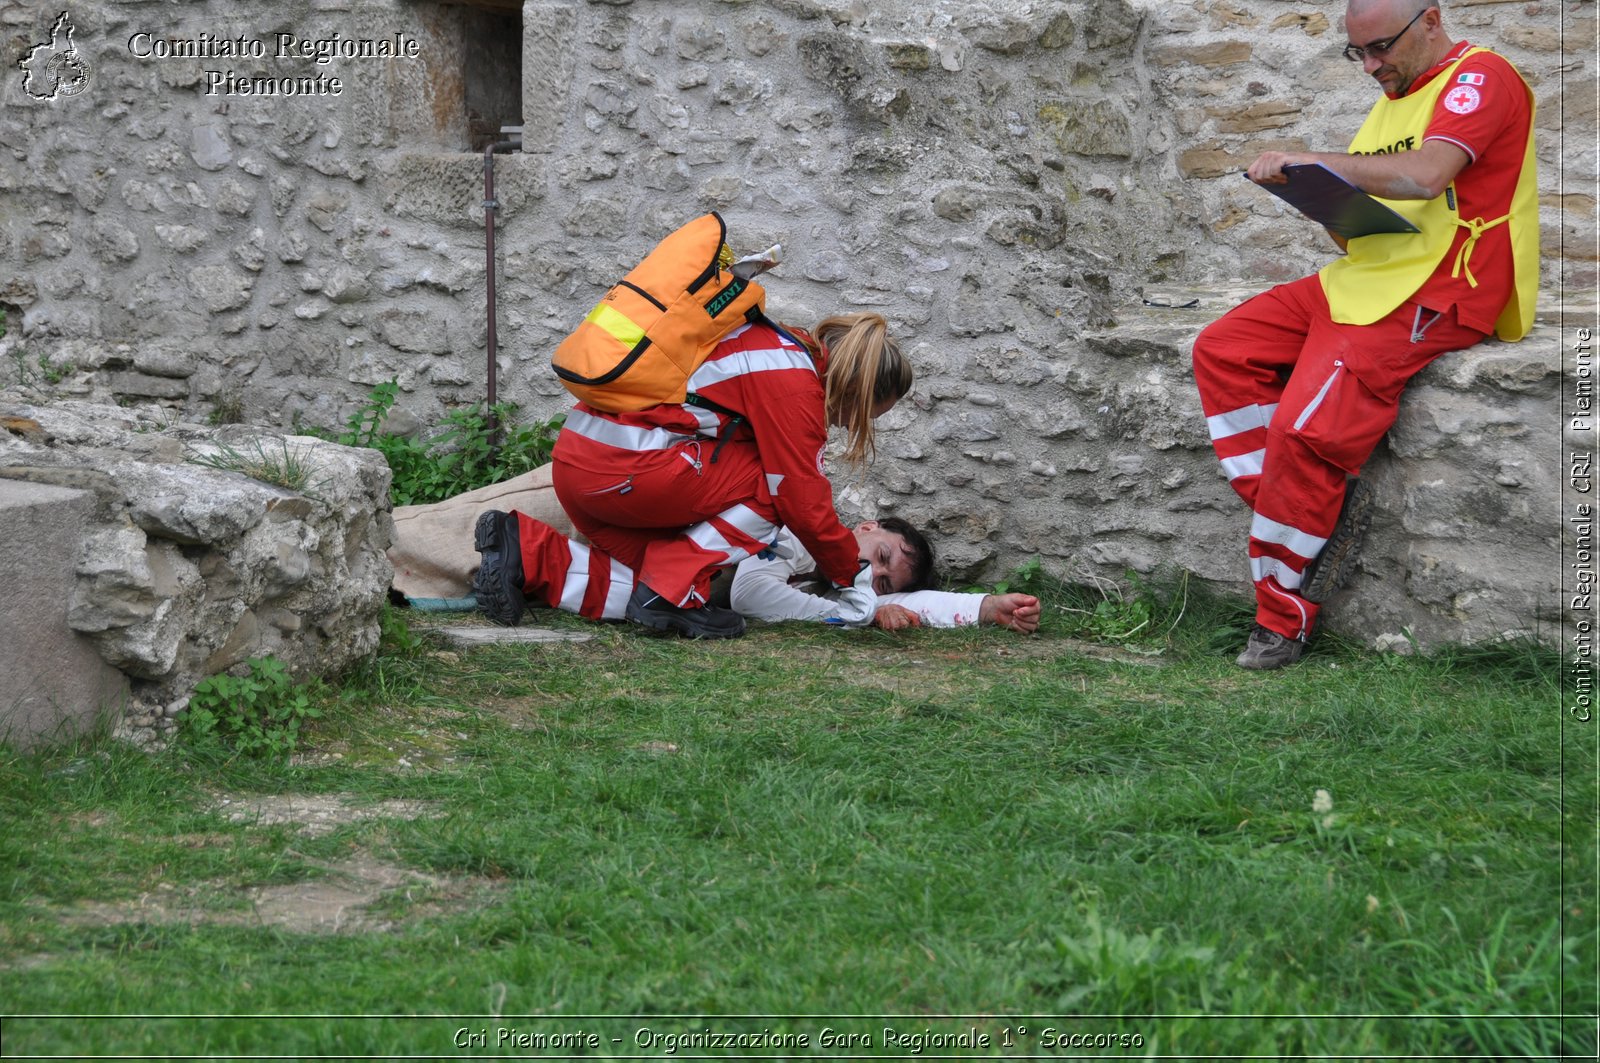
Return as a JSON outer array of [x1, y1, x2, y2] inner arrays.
[[1312, 788, 1333, 815]]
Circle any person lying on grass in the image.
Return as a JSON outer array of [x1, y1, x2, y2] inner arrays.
[[473, 508, 1040, 636]]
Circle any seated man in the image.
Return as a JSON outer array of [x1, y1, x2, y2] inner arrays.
[[473, 508, 1040, 635]]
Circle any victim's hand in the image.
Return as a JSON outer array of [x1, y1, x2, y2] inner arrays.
[[872, 604, 922, 631], [981, 593, 1041, 633]]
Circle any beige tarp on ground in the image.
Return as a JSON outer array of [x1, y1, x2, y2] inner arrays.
[[387, 463, 580, 600]]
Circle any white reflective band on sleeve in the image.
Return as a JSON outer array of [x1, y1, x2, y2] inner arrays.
[[765, 473, 785, 495], [1249, 512, 1328, 562], [1220, 449, 1265, 481], [1206, 403, 1278, 441], [1251, 554, 1305, 591], [688, 346, 816, 390], [601, 556, 634, 620], [559, 544, 593, 613], [565, 408, 692, 452], [1423, 133, 1477, 163]]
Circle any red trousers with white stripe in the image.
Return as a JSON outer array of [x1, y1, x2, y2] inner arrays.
[[1191, 275, 1485, 640], [512, 513, 633, 620], [551, 436, 783, 609]]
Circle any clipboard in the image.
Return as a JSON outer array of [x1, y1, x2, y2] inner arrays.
[[1249, 162, 1421, 239]]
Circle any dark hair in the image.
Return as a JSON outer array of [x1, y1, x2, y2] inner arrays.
[[877, 516, 935, 593]]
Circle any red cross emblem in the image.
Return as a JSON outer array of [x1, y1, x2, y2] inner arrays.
[[1444, 85, 1481, 115]]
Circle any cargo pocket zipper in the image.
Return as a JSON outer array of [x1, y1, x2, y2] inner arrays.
[[586, 476, 633, 496], [1293, 360, 1343, 432]]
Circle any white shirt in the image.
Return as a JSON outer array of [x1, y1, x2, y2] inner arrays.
[[730, 534, 987, 627]]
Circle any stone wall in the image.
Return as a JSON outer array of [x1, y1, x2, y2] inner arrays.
[[0, 0, 1592, 651]]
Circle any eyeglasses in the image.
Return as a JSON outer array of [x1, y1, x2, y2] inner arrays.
[[1342, 7, 1429, 62]]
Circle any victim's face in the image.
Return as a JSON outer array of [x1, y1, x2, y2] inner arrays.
[[852, 521, 918, 594]]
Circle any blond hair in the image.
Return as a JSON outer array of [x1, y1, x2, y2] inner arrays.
[[812, 312, 912, 465]]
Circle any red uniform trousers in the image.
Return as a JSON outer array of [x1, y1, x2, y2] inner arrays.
[[1191, 275, 1486, 640], [511, 514, 632, 621], [551, 435, 784, 609]]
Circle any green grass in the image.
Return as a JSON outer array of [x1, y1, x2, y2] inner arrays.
[[0, 585, 1591, 1059], [186, 437, 325, 493]]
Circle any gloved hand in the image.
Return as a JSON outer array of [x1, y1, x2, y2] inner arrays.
[[756, 531, 797, 561], [830, 559, 877, 627]]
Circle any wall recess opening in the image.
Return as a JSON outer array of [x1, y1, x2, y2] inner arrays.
[[450, 0, 522, 151]]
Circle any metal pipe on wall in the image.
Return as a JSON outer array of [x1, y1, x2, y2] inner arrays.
[[482, 137, 521, 452]]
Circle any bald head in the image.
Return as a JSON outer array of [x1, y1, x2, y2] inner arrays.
[[1346, 0, 1415, 20], [1343, 2, 1452, 96]]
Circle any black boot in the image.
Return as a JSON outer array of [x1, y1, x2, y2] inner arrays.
[[472, 510, 526, 626], [625, 582, 745, 639]]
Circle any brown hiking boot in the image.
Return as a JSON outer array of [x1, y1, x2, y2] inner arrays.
[[1302, 478, 1375, 604], [1236, 624, 1305, 670]]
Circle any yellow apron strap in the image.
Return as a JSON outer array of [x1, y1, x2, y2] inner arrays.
[[1450, 211, 1511, 289]]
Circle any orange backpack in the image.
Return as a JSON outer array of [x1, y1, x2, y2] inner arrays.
[[550, 213, 768, 413]]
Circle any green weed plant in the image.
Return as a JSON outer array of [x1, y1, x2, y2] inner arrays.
[[324, 380, 563, 506], [179, 656, 321, 761], [186, 438, 322, 493], [207, 391, 247, 426], [3, 309, 78, 386], [7, 349, 75, 388], [974, 560, 1236, 652]]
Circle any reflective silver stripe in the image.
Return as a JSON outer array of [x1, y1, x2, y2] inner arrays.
[[688, 346, 815, 390], [1220, 449, 1265, 481], [718, 503, 779, 541], [1293, 362, 1342, 432], [1261, 579, 1311, 639], [686, 504, 778, 558], [687, 521, 738, 557], [1251, 554, 1305, 590], [601, 556, 633, 620], [565, 407, 693, 452], [1249, 512, 1328, 561], [559, 544, 592, 613], [1206, 402, 1278, 441]]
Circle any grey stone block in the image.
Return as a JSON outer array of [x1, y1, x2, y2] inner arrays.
[[523, 3, 578, 153], [0, 481, 128, 750]]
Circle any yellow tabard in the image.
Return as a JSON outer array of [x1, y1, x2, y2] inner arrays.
[[1319, 47, 1538, 341]]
